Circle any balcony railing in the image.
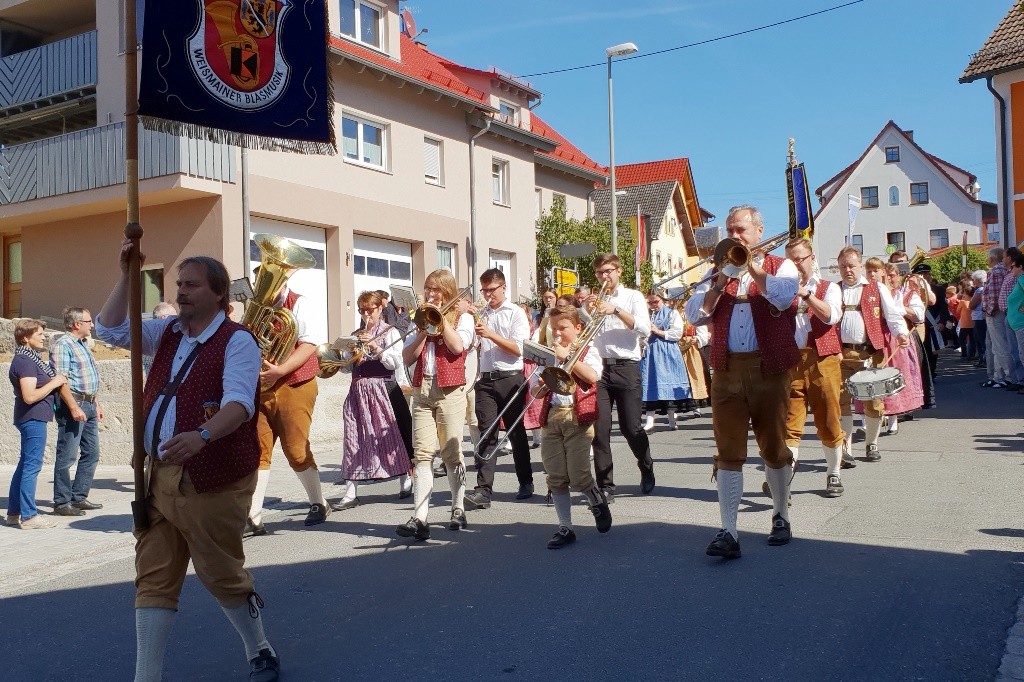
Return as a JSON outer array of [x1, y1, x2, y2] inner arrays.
[[0, 122, 236, 205], [0, 31, 98, 109]]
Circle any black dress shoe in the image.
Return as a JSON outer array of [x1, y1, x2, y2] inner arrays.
[[706, 530, 741, 559], [249, 647, 280, 682], [464, 490, 491, 509], [243, 519, 267, 538], [398, 488, 413, 500], [767, 513, 791, 546], [396, 517, 430, 540], [841, 447, 857, 469], [53, 504, 86, 517], [547, 526, 577, 549], [590, 502, 612, 533], [515, 483, 535, 500], [71, 499, 103, 510], [330, 498, 360, 511], [304, 503, 330, 526], [448, 509, 468, 530], [640, 469, 655, 495], [865, 444, 882, 462]]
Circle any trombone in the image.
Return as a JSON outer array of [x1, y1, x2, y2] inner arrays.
[[368, 285, 473, 358], [660, 231, 793, 301]]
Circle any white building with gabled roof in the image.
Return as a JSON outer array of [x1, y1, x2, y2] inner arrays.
[[813, 120, 988, 272]]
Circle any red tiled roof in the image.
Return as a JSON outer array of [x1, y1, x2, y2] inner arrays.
[[927, 240, 998, 258], [330, 33, 491, 107], [529, 113, 607, 178], [614, 158, 692, 187]]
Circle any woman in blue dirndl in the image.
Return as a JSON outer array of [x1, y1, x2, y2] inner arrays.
[[640, 290, 691, 431]]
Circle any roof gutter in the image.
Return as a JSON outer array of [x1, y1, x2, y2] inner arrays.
[[986, 76, 1011, 249], [468, 118, 492, 286]]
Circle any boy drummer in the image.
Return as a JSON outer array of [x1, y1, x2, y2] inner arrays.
[[530, 305, 611, 549]]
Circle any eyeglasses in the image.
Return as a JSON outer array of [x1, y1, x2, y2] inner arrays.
[[79, 319, 94, 324], [480, 284, 504, 294], [595, 268, 619, 276], [789, 254, 813, 265]]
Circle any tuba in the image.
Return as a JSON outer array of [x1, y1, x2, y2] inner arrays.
[[242, 233, 316, 366]]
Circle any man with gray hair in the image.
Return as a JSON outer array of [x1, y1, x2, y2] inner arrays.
[[981, 247, 1013, 388], [50, 306, 104, 516]]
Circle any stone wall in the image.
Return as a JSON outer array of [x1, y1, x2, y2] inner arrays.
[[0, 359, 349, 465]]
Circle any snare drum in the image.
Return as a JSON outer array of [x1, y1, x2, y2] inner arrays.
[[846, 367, 905, 400]]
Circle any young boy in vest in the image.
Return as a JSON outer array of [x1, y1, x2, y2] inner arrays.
[[531, 305, 611, 549]]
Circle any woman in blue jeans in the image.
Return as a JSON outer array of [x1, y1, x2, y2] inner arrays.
[[6, 319, 66, 529]]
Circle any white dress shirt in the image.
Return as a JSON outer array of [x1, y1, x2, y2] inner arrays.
[[894, 284, 926, 323], [478, 299, 530, 372], [96, 312, 260, 457], [838, 277, 909, 343], [651, 306, 684, 342], [538, 345, 603, 407], [593, 285, 651, 360], [406, 312, 475, 376], [685, 256, 800, 353], [793, 276, 842, 349]]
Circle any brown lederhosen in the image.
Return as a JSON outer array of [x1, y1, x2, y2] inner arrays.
[[785, 347, 845, 448], [839, 346, 886, 418]]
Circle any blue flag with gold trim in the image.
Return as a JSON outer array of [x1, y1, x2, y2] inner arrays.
[[139, 0, 335, 154], [786, 139, 814, 241]]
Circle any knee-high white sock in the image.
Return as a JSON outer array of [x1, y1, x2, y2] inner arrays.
[[764, 465, 791, 523], [469, 425, 480, 449], [295, 467, 326, 506], [841, 415, 854, 453], [864, 416, 883, 447], [134, 607, 175, 682], [248, 469, 271, 525], [666, 409, 677, 430], [717, 469, 743, 538], [823, 444, 842, 476], [447, 462, 467, 512], [341, 480, 357, 504], [221, 602, 274, 663], [413, 461, 432, 522], [552, 491, 572, 529], [399, 474, 411, 494], [789, 445, 799, 465]]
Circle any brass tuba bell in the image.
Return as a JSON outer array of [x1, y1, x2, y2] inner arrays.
[[242, 233, 316, 366]]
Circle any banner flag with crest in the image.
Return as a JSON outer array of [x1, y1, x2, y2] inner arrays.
[[139, 0, 335, 154], [785, 138, 814, 241]]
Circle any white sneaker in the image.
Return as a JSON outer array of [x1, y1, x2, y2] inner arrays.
[[19, 515, 57, 529], [666, 410, 678, 431], [643, 414, 655, 433]]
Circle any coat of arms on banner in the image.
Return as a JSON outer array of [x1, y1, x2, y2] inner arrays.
[[188, 0, 291, 110]]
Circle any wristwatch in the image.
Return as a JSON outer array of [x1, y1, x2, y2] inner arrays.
[[800, 291, 811, 301], [612, 306, 620, 316], [197, 428, 211, 444]]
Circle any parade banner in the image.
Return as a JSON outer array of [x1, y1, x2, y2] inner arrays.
[[139, 0, 335, 154], [786, 161, 814, 241]]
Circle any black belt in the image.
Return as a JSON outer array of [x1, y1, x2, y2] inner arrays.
[[842, 343, 872, 352], [479, 369, 520, 380], [602, 358, 638, 366], [70, 390, 97, 403]]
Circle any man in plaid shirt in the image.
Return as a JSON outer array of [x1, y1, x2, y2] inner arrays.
[[49, 306, 105, 516], [981, 248, 1015, 388], [998, 247, 1024, 389]]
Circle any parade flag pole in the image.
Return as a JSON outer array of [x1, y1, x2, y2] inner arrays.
[[124, 0, 149, 531]]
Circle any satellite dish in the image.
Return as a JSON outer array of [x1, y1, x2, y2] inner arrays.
[[400, 8, 416, 38]]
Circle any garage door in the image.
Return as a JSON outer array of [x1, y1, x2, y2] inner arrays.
[[353, 235, 412, 327], [249, 217, 328, 345]]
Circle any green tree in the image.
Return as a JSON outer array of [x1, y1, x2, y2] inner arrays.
[[536, 195, 637, 291], [925, 248, 989, 284]]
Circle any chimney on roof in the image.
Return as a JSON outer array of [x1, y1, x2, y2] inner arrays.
[[905, 130, 913, 141]]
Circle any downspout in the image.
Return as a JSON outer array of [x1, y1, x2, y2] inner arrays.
[[986, 76, 1011, 249], [468, 118, 492, 287]]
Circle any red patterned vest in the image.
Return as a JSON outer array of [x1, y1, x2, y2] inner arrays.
[[843, 280, 887, 350], [792, 279, 841, 357], [709, 254, 799, 374], [281, 289, 320, 386], [538, 346, 599, 427], [411, 337, 467, 388], [142, 319, 260, 493]]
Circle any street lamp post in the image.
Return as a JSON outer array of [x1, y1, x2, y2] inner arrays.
[[606, 41, 637, 257]]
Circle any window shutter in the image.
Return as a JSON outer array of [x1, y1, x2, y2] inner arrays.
[[424, 138, 441, 183]]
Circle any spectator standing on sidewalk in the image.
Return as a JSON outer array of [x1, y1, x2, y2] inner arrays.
[[970, 271, 987, 367], [5, 319, 65, 529], [981, 248, 1014, 388], [49, 306, 105, 517], [1006, 252, 1024, 395], [998, 247, 1024, 390]]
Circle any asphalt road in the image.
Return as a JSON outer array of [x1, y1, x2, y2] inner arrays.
[[3, 350, 1023, 681]]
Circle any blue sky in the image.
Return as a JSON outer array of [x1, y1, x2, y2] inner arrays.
[[410, 0, 1010, 231]]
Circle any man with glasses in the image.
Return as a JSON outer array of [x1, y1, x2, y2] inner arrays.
[[50, 307, 104, 516], [464, 268, 534, 507], [588, 252, 654, 501]]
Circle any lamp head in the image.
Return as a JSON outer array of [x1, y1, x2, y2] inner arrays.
[[606, 42, 638, 58]]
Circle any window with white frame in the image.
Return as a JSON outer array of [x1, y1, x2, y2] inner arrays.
[[911, 182, 929, 205], [342, 114, 387, 169], [498, 101, 520, 125], [666, 216, 676, 236], [492, 159, 509, 206], [437, 242, 456, 275], [424, 137, 443, 185], [535, 188, 543, 219], [339, 0, 384, 50], [929, 228, 949, 249], [851, 234, 864, 253]]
